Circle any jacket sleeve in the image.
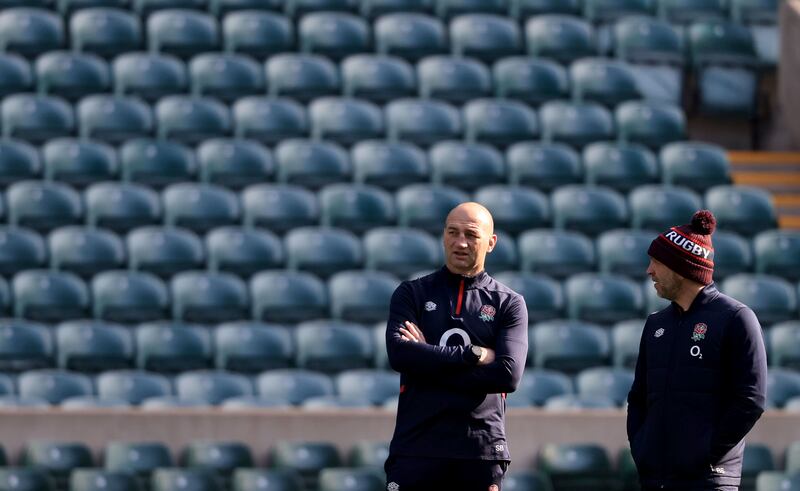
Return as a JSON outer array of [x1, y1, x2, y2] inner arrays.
[[627, 318, 649, 443], [423, 294, 529, 394], [385, 281, 471, 375], [708, 306, 768, 462]]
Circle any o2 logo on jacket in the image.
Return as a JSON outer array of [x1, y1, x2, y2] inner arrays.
[[438, 328, 471, 347]]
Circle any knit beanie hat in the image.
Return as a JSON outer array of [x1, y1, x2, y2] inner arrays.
[[647, 210, 717, 285]]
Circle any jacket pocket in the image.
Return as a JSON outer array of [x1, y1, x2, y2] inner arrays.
[[667, 395, 714, 478]]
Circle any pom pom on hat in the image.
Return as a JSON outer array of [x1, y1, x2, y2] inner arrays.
[[690, 210, 716, 235]]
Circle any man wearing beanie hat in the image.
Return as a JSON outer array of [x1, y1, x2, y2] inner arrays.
[[627, 210, 767, 491]]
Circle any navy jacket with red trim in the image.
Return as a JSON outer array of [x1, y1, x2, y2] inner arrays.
[[386, 266, 528, 461]]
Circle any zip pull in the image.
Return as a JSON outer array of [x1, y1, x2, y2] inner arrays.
[[455, 278, 465, 316]]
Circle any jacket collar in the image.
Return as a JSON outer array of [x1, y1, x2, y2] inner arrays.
[[439, 265, 491, 289], [671, 282, 719, 314]]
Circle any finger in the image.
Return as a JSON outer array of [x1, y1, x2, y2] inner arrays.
[[398, 328, 418, 342]]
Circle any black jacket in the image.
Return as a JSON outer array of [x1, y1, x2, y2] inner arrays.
[[627, 283, 768, 489], [386, 266, 528, 461]]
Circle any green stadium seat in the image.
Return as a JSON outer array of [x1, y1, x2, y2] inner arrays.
[[162, 183, 240, 233], [1, 94, 74, 143], [188, 53, 264, 102], [429, 141, 505, 191], [214, 322, 293, 372], [536, 443, 619, 491], [0, 319, 52, 372], [597, 229, 654, 277], [77, 95, 153, 144], [23, 441, 93, 489], [386, 98, 462, 146], [396, 184, 469, 233], [613, 15, 683, 63], [518, 229, 596, 278], [310, 97, 385, 146], [319, 184, 396, 234], [363, 227, 440, 277], [741, 443, 775, 491], [0, 468, 54, 491], [575, 367, 635, 406], [13, 269, 88, 321], [418, 55, 491, 104], [84, 182, 160, 235], [295, 320, 373, 373], [256, 369, 335, 405], [336, 369, 400, 405], [70, 8, 142, 57], [56, 320, 134, 372], [329, 270, 399, 323], [142, 396, 212, 409], [222, 11, 293, 58], [35, 51, 110, 101], [342, 54, 416, 103], [221, 396, 293, 409], [540, 100, 614, 149], [617, 448, 639, 491], [505, 368, 573, 407], [754, 230, 800, 281], [48, 226, 125, 277], [463, 98, 539, 148], [174, 370, 253, 405], [112, 52, 187, 102], [0, 138, 40, 185], [0, 395, 50, 408], [19, 369, 93, 404], [197, 138, 273, 189], [612, 319, 645, 368], [375, 13, 446, 61], [570, 58, 641, 107], [435, 0, 507, 18], [266, 54, 340, 102], [768, 322, 800, 370], [450, 14, 521, 62], [566, 273, 644, 324], [484, 230, 518, 273], [104, 441, 173, 485], [241, 184, 319, 234], [660, 0, 728, 24], [659, 142, 731, 192], [583, 0, 655, 23], [705, 185, 777, 237], [120, 138, 196, 188], [583, 142, 658, 192], [96, 370, 173, 405], [232, 469, 304, 491], [504, 471, 555, 491], [42, 138, 117, 186], [475, 185, 549, 235], [0, 8, 64, 57], [755, 472, 800, 491], [615, 101, 685, 150], [0, 226, 47, 276], [152, 468, 220, 491], [183, 441, 253, 485], [352, 140, 428, 190], [786, 441, 800, 474], [525, 15, 596, 63], [0, 53, 33, 96], [147, 10, 220, 58], [721, 274, 797, 325], [126, 226, 204, 277], [710, 230, 752, 280], [531, 320, 611, 373], [764, 369, 800, 408], [170, 271, 249, 323], [552, 185, 628, 236], [730, 0, 778, 23], [628, 184, 702, 230], [493, 56, 568, 105], [206, 227, 283, 276], [250, 270, 329, 323], [507, 142, 581, 191], [275, 139, 351, 190], [318, 468, 383, 491], [69, 469, 140, 491], [135, 322, 212, 373], [155, 95, 231, 144], [285, 227, 363, 278], [60, 396, 131, 409], [298, 12, 369, 60], [493, 272, 564, 322], [350, 441, 390, 468], [271, 442, 342, 491]]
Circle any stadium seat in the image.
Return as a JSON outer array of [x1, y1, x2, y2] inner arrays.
[[768, 321, 800, 370], [705, 185, 777, 236], [0, 138, 40, 185], [551, 185, 629, 236], [583, 0, 655, 23], [396, 184, 469, 233], [342, 54, 416, 102], [532, 320, 611, 373], [266, 54, 340, 102], [275, 139, 351, 189], [755, 472, 800, 491], [0, 226, 47, 276], [721, 274, 797, 325], [565, 273, 644, 324], [450, 14, 521, 62], [493, 57, 568, 105], [765, 369, 800, 408], [482, 230, 518, 273], [597, 229, 655, 277], [12, 269, 88, 321], [754, 230, 800, 281], [147, 10, 220, 58], [711, 230, 753, 280], [183, 441, 253, 484], [642, 276, 670, 313], [295, 321, 373, 373], [285, 226, 363, 278], [511, 0, 581, 17], [350, 441, 390, 471], [250, 270, 329, 323], [134, 0, 207, 16], [613, 14, 683, 62], [570, 58, 641, 107], [69, 470, 140, 491], [374, 13, 446, 61], [0, 53, 33, 96], [492, 272, 564, 322], [170, 271, 249, 323], [270, 442, 342, 491], [386, 98, 462, 146], [740, 443, 776, 491], [660, 0, 728, 24], [1, 94, 74, 143], [222, 11, 293, 57], [104, 441, 174, 483], [329, 270, 399, 323], [126, 226, 204, 277], [628, 184, 702, 230], [463, 98, 539, 147], [575, 367, 635, 406], [475, 185, 549, 235], [536, 443, 619, 491], [583, 142, 658, 192], [336, 369, 399, 406], [112, 52, 187, 102], [435, 0, 507, 18], [196, 138, 273, 189], [84, 182, 161, 233], [232, 468, 304, 491], [56, 320, 134, 372], [351, 140, 429, 190], [61, 395, 130, 409], [135, 322, 212, 372], [612, 319, 645, 368], [119, 138, 196, 188], [96, 370, 173, 405], [363, 227, 440, 277], [256, 369, 335, 405], [518, 229, 596, 278], [318, 468, 384, 491], [505, 368, 573, 407], [309, 97, 385, 145], [155, 95, 231, 143], [70, 8, 142, 57], [0, 468, 54, 491], [0, 319, 52, 372], [503, 471, 555, 491], [418, 55, 491, 104], [787, 442, 800, 474], [615, 101, 686, 150], [286, 0, 359, 17], [152, 468, 221, 491], [77, 95, 153, 144], [42, 138, 116, 186], [617, 448, 638, 491], [241, 184, 319, 234], [298, 12, 369, 60], [35, 51, 110, 101], [206, 226, 283, 276], [539, 100, 614, 148], [319, 184, 396, 233], [174, 370, 253, 405], [0, 8, 64, 57], [214, 322, 293, 372], [429, 141, 505, 191], [506, 142, 581, 191], [162, 183, 240, 233], [23, 441, 94, 488], [525, 15, 596, 63], [48, 226, 125, 277], [18, 369, 93, 404], [188, 53, 264, 102]]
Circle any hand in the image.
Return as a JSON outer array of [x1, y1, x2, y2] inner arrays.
[[399, 321, 427, 344], [478, 347, 495, 366]]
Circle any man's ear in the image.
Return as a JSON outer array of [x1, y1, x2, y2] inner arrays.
[[486, 234, 497, 253]]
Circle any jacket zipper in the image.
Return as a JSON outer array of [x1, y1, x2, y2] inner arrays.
[[454, 279, 465, 316]]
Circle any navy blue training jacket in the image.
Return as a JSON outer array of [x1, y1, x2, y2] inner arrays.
[[627, 283, 768, 489], [386, 266, 528, 461]]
